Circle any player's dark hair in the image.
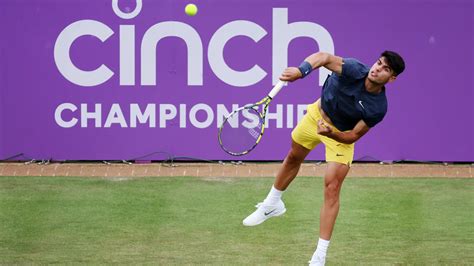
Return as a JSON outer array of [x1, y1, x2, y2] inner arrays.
[[381, 51, 405, 76]]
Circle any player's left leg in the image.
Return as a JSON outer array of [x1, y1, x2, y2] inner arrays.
[[309, 162, 350, 266], [309, 129, 354, 265], [320, 162, 350, 239]]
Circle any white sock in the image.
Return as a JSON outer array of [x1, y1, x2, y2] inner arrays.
[[312, 238, 330, 260], [264, 185, 283, 205]]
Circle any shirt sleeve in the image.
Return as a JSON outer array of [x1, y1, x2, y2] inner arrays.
[[363, 112, 386, 128], [341, 58, 369, 81]]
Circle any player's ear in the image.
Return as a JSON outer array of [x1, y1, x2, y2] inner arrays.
[[388, 75, 397, 83]]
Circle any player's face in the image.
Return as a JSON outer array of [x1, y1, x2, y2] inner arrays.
[[368, 57, 397, 85]]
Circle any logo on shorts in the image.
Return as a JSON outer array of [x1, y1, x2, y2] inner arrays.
[[336, 154, 344, 157]]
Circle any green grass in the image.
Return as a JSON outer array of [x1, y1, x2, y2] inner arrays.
[[0, 176, 473, 265]]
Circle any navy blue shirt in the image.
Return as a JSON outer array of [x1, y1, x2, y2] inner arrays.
[[321, 58, 387, 131]]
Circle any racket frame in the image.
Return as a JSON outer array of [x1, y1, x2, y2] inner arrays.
[[217, 81, 287, 156]]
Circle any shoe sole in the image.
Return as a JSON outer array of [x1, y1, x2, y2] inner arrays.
[[242, 208, 287, 227]]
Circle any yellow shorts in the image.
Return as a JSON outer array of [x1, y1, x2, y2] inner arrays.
[[291, 99, 354, 166]]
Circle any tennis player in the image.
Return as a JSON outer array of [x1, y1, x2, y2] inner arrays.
[[242, 51, 405, 265]]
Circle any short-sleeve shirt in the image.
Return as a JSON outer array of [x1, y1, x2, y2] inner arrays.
[[320, 58, 387, 131]]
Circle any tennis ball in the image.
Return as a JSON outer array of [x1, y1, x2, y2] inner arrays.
[[185, 3, 198, 16]]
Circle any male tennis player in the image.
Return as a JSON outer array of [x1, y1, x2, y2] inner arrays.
[[242, 51, 405, 265]]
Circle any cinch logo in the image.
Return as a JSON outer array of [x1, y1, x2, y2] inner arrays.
[[54, 0, 334, 87]]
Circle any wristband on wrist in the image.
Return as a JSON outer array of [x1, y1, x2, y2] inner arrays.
[[298, 61, 313, 78]]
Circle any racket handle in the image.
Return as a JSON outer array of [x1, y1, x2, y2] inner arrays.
[[268, 80, 287, 99]]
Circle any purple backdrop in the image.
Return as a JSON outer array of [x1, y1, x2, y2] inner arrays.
[[0, 0, 472, 162]]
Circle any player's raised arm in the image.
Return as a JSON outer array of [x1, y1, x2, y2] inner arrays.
[[304, 52, 343, 75], [279, 52, 343, 82]]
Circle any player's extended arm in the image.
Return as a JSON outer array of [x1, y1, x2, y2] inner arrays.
[[280, 52, 343, 81], [317, 119, 370, 144], [304, 52, 343, 75]]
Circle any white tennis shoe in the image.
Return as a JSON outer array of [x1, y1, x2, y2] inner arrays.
[[308, 255, 326, 266], [242, 200, 286, 226]]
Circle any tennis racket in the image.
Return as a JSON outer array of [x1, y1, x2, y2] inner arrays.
[[218, 80, 287, 156]]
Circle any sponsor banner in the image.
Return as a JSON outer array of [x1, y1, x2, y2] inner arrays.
[[0, 0, 472, 161]]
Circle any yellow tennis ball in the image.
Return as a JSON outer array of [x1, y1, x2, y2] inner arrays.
[[185, 4, 198, 16]]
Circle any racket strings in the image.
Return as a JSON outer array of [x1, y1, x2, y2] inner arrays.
[[218, 107, 265, 155]]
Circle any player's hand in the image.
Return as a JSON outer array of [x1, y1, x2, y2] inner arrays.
[[279, 67, 302, 82], [317, 119, 332, 136]]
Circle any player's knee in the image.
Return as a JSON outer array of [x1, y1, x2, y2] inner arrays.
[[324, 180, 341, 204], [285, 149, 305, 165]]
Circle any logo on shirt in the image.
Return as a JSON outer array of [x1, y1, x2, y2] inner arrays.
[[358, 100, 365, 109]]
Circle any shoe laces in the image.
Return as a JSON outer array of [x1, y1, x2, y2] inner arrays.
[[255, 201, 279, 208]]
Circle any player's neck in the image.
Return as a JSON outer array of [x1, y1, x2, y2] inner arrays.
[[364, 78, 383, 94]]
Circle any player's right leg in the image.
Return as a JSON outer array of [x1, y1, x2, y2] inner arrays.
[[242, 141, 310, 226], [243, 105, 319, 226], [273, 140, 312, 190]]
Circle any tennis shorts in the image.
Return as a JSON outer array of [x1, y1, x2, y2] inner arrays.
[[291, 99, 354, 166]]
